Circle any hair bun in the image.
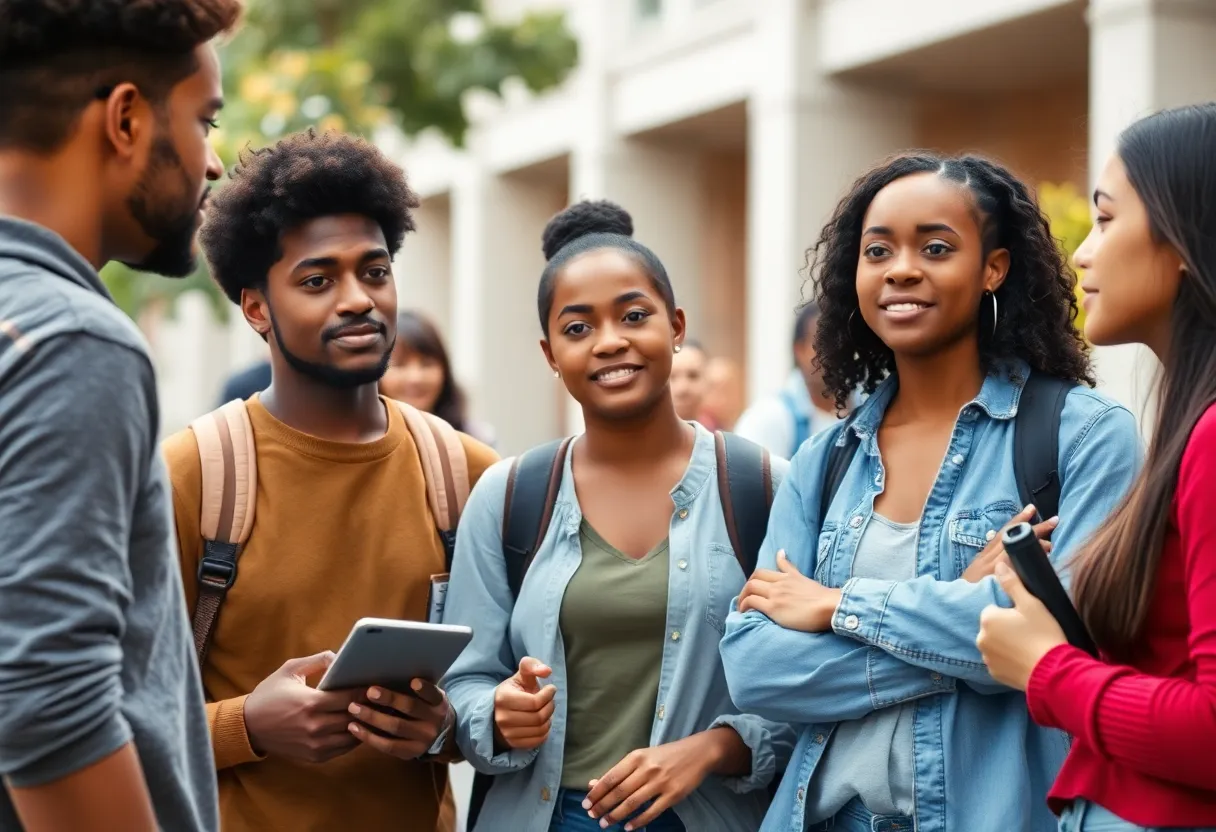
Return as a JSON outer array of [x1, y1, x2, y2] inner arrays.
[[541, 200, 634, 261]]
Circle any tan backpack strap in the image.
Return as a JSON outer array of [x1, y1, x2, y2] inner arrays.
[[395, 401, 470, 531], [189, 400, 257, 664]]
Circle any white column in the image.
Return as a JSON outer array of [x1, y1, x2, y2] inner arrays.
[[394, 195, 453, 339], [746, 0, 916, 403], [1087, 0, 1216, 427], [450, 157, 565, 455]]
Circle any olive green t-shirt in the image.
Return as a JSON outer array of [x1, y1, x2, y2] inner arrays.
[[559, 522, 670, 789]]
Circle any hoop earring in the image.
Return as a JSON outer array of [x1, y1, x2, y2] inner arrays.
[[847, 308, 860, 341], [987, 291, 999, 338]]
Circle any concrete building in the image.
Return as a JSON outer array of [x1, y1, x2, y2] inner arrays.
[[157, 0, 1216, 452]]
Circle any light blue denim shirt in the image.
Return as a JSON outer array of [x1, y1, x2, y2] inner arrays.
[[443, 423, 797, 832], [720, 362, 1143, 832]]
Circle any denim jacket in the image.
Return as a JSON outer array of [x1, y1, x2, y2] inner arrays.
[[720, 363, 1142, 832], [443, 423, 796, 832]]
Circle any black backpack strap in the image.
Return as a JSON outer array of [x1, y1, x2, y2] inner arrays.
[[714, 431, 774, 576], [819, 418, 862, 528], [501, 437, 571, 601], [468, 437, 571, 830], [1014, 372, 1076, 524]]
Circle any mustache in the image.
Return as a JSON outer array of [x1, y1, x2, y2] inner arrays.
[[322, 316, 388, 342]]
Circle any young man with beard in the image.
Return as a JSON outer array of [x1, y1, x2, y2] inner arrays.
[[161, 129, 499, 832], [0, 2, 238, 830]]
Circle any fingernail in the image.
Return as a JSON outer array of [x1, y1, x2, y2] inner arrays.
[[411, 679, 423, 692], [625, 826, 634, 832], [582, 799, 592, 810], [349, 723, 361, 734], [600, 820, 609, 829], [368, 688, 381, 701], [1049, 516, 1060, 524], [349, 704, 361, 716], [1024, 504, 1035, 513]]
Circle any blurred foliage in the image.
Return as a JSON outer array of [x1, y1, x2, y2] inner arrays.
[[1039, 180, 1093, 333], [102, 0, 578, 321]]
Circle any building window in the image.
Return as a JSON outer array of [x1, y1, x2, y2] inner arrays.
[[636, 0, 663, 21]]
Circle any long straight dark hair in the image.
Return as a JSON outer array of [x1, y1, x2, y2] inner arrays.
[[1071, 103, 1216, 660], [395, 310, 469, 432]]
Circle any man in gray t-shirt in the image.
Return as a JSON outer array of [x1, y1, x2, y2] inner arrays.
[[0, 2, 239, 828]]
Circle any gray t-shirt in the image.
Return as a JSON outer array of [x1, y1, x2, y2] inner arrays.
[[0, 218, 217, 830], [806, 513, 918, 824]]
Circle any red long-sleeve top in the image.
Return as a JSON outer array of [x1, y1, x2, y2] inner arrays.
[[1026, 403, 1216, 827]]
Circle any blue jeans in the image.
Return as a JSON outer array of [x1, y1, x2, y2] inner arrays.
[[1059, 800, 1216, 832], [806, 798, 914, 832], [548, 789, 686, 832]]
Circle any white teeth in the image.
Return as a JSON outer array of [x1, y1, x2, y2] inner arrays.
[[885, 303, 927, 312], [597, 368, 637, 381]]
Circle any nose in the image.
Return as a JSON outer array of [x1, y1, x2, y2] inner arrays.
[[1073, 224, 1098, 272], [884, 250, 924, 285], [334, 274, 376, 316], [205, 141, 224, 182], [591, 321, 629, 356]]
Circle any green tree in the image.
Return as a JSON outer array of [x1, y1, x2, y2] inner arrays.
[[1038, 180, 1093, 332], [102, 0, 577, 320]]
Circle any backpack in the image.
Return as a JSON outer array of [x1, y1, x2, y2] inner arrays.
[[188, 398, 470, 665], [465, 430, 776, 829], [818, 372, 1076, 528]]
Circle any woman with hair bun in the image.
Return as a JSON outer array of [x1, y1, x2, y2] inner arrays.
[[442, 200, 793, 831]]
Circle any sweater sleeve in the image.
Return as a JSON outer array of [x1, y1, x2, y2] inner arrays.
[[1026, 406, 1216, 790]]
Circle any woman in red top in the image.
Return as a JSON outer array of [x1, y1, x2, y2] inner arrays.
[[977, 103, 1216, 830]]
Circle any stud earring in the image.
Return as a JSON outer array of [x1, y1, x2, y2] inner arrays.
[[553, 370, 560, 379], [674, 344, 682, 353]]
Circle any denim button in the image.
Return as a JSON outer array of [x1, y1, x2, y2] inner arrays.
[[850, 515, 863, 528], [797, 787, 805, 802], [931, 672, 943, 682], [844, 614, 860, 630], [541, 786, 551, 801], [678, 509, 689, 520], [671, 631, 681, 641], [952, 454, 965, 465], [657, 704, 666, 719], [677, 559, 688, 570], [813, 733, 825, 744]]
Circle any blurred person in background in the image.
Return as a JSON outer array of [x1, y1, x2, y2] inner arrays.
[[735, 302, 842, 459], [700, 355, 744, 431], [217, 357, 271, 404], [0, 1, 239, 829], [669, 338, 708, 423], [380, 308, 496, 447]]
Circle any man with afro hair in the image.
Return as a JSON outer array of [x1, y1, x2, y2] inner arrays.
[[162, 128, 498, 831], [0, 1, 238, 830]]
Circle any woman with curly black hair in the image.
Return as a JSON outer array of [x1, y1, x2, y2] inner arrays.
[[721, 153, 1143, 832]]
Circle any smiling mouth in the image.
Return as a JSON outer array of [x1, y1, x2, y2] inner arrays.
[[881, 302, 932, 312], [590, 366, 642, 386]]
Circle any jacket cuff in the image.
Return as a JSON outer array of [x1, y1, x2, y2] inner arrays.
[[707, 715, 775, 794], [832, 577, 894, 646], [460, 688, 541, 774]]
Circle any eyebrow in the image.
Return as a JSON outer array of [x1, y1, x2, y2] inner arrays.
[[557, 291, 650, 318], [292, 248, 391, 272], [1093, 189, 1113, 205], [862, 223, 959, 236]]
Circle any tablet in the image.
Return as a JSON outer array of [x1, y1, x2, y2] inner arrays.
[[317, 617, 474, 692], [1001, 523, 1099, 657]]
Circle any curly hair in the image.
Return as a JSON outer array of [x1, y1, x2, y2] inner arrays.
[[199, 129, 420, 305], [0, 0, 241, 151], [537, 199, 675, 337], [808, 152, 1093, 410]]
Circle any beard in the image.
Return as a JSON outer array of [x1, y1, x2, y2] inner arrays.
[[120, 134, 204, 278], [270, 307, 394, 390]]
